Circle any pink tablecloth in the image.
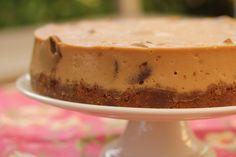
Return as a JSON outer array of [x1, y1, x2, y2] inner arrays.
[[1, 87, 236, 157]]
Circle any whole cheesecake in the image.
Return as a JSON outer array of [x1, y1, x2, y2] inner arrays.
[[30, 16, 236, 108]]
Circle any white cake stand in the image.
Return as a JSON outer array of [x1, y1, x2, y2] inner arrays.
[[16, 74, 236, 157]]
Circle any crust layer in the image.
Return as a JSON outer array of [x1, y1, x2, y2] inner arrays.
[[31, 74, 236, 108]]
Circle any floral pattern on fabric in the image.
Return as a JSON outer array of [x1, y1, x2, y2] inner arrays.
[[0, 88, 236, 157]]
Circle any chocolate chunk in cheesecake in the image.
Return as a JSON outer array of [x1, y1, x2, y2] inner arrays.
[[129, 62, 152, 85]]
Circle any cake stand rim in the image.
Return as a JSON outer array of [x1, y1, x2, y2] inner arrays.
[[16, 74, 236, 121]]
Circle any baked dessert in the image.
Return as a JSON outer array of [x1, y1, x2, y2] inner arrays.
[[30, 16, 236, 108]]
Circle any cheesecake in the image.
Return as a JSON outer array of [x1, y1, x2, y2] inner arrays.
[[30, 16, 236, 108]]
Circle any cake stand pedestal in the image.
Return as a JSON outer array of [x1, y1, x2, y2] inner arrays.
[[17, 74, 236, 157], [101, 121, 214, 157]]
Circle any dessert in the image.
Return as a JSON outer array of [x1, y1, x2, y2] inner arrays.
[[30, 16, 236, 108]]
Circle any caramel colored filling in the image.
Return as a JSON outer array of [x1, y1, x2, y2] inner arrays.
[[31, 38, 236, 93]]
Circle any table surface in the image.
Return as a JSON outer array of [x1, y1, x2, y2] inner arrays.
[[1, 85, 236, 157]]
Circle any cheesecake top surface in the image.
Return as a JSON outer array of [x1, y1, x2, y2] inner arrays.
[[35, 16, 236, 48]]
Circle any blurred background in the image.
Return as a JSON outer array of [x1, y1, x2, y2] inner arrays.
[[0, 0, 235, 85]]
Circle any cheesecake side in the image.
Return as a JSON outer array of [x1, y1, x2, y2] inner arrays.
[[30, 17, 236, 108]]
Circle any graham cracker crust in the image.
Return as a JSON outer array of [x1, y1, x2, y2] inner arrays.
[[31, 73, 236, 108]]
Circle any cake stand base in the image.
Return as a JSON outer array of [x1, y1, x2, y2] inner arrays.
[[101, 121, 216, 157]]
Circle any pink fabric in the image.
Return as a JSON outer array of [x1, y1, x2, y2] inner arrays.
[[0, 88, 236, 157]]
